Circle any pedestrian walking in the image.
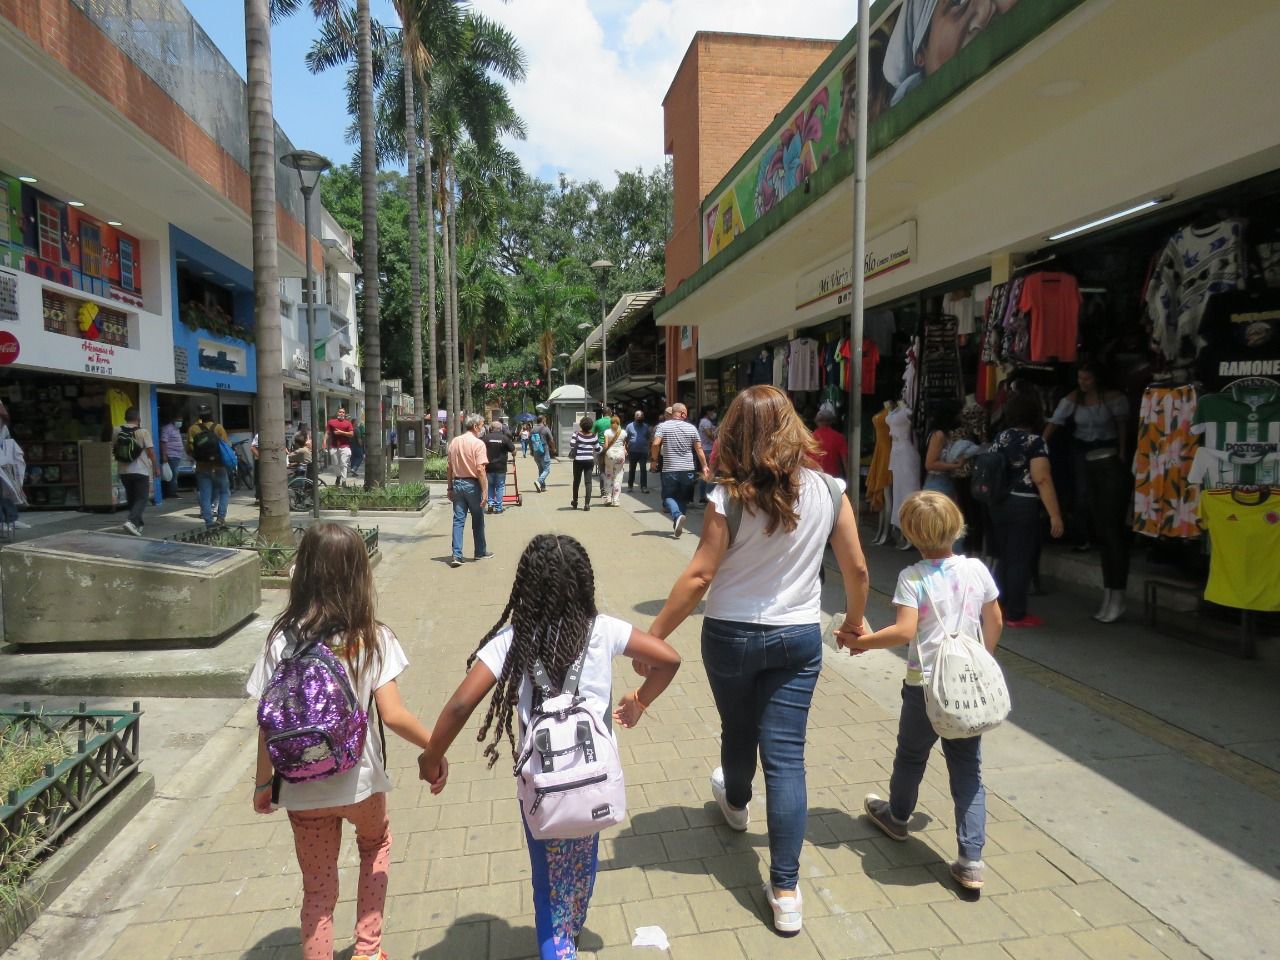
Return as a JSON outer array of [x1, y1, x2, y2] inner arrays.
[[529, 415, 557, 492], [159, 414, 185, 498], [837, 491, 1002, 892], [569, 415, 600, 511], [388, 425, 398, 461], [417, 534, 681, 960], [325, 407, 356, 486], [648, 384, 870, 933], [650, 403, 708, 537], [812, 402, 848, 479], [248, 523, 447, 960], [113, 406, 160, 537], [484, 420, 516, 513], [250, 432, 261, 505], [602, 415, 626, 506], [447, 414, 494, 568], [593, 408, 611, 498], [350, 418, 367, 476], [519, 423, 531, 457], [695, 404, 718, 504], [624, 409, 651, 493], [187, 406, 230, 529]]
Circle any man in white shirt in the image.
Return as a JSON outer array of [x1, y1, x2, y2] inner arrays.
[[651, 403, 710, 537]]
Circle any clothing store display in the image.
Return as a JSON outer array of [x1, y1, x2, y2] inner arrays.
[[1020, 272, 1081, 362], [887, 404, 920, 528], [749, 350, 772, 386], [902, 338, 919, 408], [865, 310, 896, 356], [1196, 289, 1280, 389], [1132, 384, 1201, 539], [860, 339, 880, 394], [772, 348, 787, 387], [867, 407, 892, 511], [787, 338, 821, 392], [1188, 378, 1280, 488], [1147, 219, 1248, 367], [946, 290, 977, 337], [1198, 489, 1280, 611]]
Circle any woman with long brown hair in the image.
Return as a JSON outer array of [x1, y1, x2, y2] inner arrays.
[[647, 385, 870, 934]]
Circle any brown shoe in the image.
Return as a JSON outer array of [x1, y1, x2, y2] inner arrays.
[[863, 794, 908, 841], [950, 861, 984, 891]]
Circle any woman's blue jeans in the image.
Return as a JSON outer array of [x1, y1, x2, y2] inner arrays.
[[701, 618, 822, 890], [889, 683, 986, 862]]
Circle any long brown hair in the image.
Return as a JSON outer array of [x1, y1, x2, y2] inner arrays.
[[270, 522, 383, 682], [714, 384, 821, 535]]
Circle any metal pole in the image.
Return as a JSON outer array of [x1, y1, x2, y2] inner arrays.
[[582, 334, 589, 421], [600, 289, 608, 411], [848, 0, 870, 514], [302, 185, 320, 520]]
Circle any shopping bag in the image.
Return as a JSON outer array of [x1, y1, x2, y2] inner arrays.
[[161, 462, 173, 483]]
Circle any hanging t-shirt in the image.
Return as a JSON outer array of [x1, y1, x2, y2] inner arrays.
[[1147, 220, 1248, 366], [946, 291, 977, 337], [772, 347, 787, 387], [1198, 490, 1280, 611], [106, 388, 133, 428], [860, 339, 879, 394], [787, 338, 820, 392], [1195, 290, 1280, 389], [1189, 381, 1280, 488], [749, 351, 772, 385], [1019, 272, 1081, 362]]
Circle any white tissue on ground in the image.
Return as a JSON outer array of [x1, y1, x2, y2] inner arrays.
[[631, 926, 670, 950]]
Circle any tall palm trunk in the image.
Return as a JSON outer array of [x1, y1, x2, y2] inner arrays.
[[401, 31, 423, 435], [440, 172, 456, 439], [356, 0, 383, 486], [244, 0, 288, 541], [448, 161, 462, 418], [422, 80, 439, 450]]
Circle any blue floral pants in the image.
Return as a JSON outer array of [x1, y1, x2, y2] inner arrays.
[[524, 818, 599, 959]]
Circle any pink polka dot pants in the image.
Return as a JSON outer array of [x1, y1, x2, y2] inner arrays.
[[288, 792, 392, 960]]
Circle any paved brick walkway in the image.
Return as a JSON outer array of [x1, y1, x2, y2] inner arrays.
[[96, 466, 1205, 960]]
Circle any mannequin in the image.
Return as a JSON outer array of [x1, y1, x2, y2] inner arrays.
[[867, 400, 893, 544], [886, 401, 920, 550]]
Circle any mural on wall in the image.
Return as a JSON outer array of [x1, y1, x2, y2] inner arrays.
[[0, 170, 146, 308], [42, 289, 131, 347], [703, 0, 1024, 261]]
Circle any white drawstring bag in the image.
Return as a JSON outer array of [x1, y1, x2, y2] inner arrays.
[[161, 462, 174, 483], [920, 568, 1011, 739]]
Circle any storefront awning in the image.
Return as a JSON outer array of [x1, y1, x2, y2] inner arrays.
[[570, 290, 661, 365]]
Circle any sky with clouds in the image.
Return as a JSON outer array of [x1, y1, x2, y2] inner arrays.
[[183, 0, 853, 187]]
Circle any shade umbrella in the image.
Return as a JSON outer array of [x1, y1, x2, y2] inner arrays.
[[516, 412, 536, 422]]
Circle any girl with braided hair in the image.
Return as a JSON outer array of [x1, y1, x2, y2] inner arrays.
[[418, 534, 680, 960]]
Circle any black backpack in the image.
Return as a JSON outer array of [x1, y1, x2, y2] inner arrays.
[[970, 448, 1011, 505], [113, 426, 142, 464], [191, 423, 220, 462]]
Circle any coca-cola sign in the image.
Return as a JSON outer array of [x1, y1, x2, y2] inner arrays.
[[0, 330, 19, 365]]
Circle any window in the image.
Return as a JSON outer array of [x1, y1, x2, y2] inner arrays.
[[37, 199, 62, 263], [80, 222, 103, 278], [221, 402, 253, 432], [118, 237, 135, 290]]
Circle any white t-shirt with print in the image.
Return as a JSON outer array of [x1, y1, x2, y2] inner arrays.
[[246, 625, 408, 811], [892, 556, 998, 686], [473, 614, 632, 734], [704, 468, 843, 626]]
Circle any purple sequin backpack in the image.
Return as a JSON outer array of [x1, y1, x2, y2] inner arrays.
[[257, 629, 369, 783]]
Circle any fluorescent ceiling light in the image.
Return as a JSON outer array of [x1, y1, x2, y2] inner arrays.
[[68, 200, 85, 207], [1047, 197, 1169, 241], [107, 220, 122, 226], [18, 176, 37, 184]]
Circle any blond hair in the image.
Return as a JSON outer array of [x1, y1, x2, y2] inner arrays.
[[898, 491, 965, 554]]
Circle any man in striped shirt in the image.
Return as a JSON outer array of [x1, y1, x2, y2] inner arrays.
[[651, 403, 710, 537]]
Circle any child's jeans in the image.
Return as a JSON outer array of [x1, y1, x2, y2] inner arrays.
[[288, 792, 392, 960], [889, 683, 986, 861], [524, 818, 599, 960]]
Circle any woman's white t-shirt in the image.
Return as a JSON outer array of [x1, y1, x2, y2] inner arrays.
[[704, 468, 843, 625], [473, 614, 632, 733], [246, 625, 408, 811], [892, 556, 999, 686]]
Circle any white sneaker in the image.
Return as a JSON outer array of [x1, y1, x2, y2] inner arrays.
[[674, 515, 686, 538], [122, 521, 141, 536], [709, 767, 749, 831], [764, 883, 803, 933]]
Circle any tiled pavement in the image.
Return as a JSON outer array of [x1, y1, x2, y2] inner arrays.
[[86, 466, 1209, 960]]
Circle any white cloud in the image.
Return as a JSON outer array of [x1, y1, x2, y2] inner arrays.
[[472, 0, 853, 186]]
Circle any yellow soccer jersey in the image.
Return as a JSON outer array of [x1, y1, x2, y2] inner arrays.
[[1198, 489, 1280, 611]]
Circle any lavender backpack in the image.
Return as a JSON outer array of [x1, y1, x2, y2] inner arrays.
[[514, 641, 626, 840], [257, 629, 370, 783]]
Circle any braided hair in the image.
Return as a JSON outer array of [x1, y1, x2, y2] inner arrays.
[[468, 534, 598, 767]]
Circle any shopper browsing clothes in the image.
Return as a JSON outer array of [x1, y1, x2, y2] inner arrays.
[[113, 407, 161, 537], [187, 406, 231, 530], [325, 407, 356, 486]]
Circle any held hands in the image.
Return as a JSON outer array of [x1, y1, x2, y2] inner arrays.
[[834, 616, 870, 656], [613, 689, 648, 729], [417, 753, 450, 794]]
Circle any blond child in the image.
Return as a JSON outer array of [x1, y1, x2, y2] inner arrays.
[[836, 491, 1003, 891]]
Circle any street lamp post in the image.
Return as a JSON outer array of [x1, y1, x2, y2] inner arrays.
[[590, 259, 613, 411], [577, 321, 593, 420], [281, 149, 333, 520], [548, 367, 559, 392]]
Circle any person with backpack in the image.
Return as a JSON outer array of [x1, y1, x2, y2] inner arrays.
[[624, 409, 651, 493], [836, 491, 1003, 893], [528, 415, 556, 492], [647, 385, 869, 934], [248, 523, 447, 960], [483, 420, 516, 513], [186, 406, 230, 530], [112, 406, 159, 536], [984, 392, 1064, 627], [416, 534, 681, 960]]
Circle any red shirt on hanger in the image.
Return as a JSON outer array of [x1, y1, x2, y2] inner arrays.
[[1020, 272, 1081, 362]]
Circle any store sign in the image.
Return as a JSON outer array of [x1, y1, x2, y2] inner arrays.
[[174, 346, 189, 384], [795, 221, 916, 313], [198, 338, 245, 376], [0, 330, 19, 365], [82, 340, 115, 376]]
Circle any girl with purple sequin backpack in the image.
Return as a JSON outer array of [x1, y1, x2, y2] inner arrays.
[[246, 523, 446, 960], [417, 534, 682, 960]]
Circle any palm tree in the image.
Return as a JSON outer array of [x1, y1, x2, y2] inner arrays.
[[393, 1, 424, 426], [354, 0, 384, 487], [519, 258, 594, 382]]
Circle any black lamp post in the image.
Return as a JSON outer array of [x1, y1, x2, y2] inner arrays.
[[590, 259, 614, 410]]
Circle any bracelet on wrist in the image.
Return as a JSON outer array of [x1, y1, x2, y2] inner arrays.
[[255, 778, 274, 791]]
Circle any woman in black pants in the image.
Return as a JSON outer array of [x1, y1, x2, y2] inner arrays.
[[568, 415, 600, 511], [988, 393, 1065, 628]]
